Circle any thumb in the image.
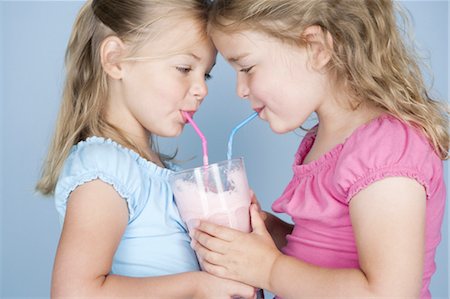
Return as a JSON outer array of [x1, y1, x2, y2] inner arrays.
[[250, 203, 267, 235], [249, 189, 257, 205]]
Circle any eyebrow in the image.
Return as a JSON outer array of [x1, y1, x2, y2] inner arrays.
[[188, 53, 201, 60], [173, 52, 202, 61], [228, 53, 250, 63], [189, 54, 216, 70], [123, 52, 203, 62]]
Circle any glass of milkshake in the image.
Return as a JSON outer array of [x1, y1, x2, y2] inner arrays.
[[169, 157, 251, 234]]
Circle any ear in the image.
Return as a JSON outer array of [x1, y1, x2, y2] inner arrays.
[[302, 25, 333, 70], [100, 36, 127, 80]]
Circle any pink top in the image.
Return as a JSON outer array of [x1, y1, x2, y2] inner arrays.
[[272, 114, 446, 298]]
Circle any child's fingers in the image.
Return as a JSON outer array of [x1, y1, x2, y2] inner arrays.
[[193, 229, 228, 254], [192, 239, 224, 265], [250, 203, 267, 234], [249, 189, 255, 201], [201, 259, 229, 279], [248, 193, 268, 222], [197, 221, 237, 242]]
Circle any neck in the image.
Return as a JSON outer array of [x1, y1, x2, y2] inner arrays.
[[104, 79, 163, 165], [302, 98, 383, 165], [315, 98, 383, 141]]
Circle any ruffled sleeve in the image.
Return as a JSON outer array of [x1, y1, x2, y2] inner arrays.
[[334, 115, 442, 203], [54, 137, 145, 223]]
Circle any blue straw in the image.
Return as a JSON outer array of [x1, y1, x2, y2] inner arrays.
[[227, 112, 258, 160]]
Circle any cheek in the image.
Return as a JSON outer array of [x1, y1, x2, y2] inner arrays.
[[248, 74, 275, 100], [154, 74, 187, 100], [149, 78, 184, 106], [123, 72, 156, 102]]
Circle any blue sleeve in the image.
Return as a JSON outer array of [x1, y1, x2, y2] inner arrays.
[[54, 138, 145, 223]]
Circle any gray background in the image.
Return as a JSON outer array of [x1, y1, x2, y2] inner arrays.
[[0, 1, 448, 298]]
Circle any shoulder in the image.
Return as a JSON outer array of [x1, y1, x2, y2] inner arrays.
[[335, 114, 442, 202], [55, 137, 146, 221], [344, 114, 431, 154], [64, 137, 139, 172], [60, 136, 144, 190]]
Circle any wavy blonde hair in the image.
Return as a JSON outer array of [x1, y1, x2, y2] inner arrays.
[[37, 0, 211, 195], [208, 0, 449, 160]]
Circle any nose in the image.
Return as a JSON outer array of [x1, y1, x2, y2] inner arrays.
[[191, 77, 208, 101], [236, 73, 249, 99]]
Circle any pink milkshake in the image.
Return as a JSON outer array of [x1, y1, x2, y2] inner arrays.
[[169, 158, 251, 233]]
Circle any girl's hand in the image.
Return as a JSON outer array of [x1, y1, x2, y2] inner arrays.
[[192, 204, 282, 290], [195, 271, 256, 299]]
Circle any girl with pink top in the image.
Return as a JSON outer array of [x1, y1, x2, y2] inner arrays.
[[192, 0, 448, 298]]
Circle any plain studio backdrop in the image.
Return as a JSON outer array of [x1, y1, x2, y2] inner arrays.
[[0, 1, 448, 298]]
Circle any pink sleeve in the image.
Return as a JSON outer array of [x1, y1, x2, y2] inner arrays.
[[334, 116, 442, 203]]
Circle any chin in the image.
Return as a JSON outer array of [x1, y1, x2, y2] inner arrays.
[[173, 123, 187, 136], [269, 122, 292, 134], [156, 124, 184, 138], [170, 127, 184, 137]]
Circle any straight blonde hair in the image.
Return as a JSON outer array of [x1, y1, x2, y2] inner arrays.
[[37, 0, 211, 195], [208, 0, 449, 160]]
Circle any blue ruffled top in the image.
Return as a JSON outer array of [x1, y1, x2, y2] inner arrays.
[[55, 136, 200, 277]]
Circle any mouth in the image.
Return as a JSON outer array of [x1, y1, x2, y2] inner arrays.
[[253, 106, 265, 115], [181, 110, 196, 123]]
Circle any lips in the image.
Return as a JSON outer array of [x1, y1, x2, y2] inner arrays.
[[181, 110, 196, 123], [253, 106, 265, 114]]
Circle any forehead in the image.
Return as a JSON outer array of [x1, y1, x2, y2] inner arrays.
[[136, 19, 212, 57], [210, 30, 270, 60]]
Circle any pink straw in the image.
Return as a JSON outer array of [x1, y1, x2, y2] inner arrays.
[[182, 111, 209, 166]]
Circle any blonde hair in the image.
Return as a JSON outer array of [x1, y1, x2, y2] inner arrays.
[[208, 0, 449, 160], [37, 0, 211, 195]]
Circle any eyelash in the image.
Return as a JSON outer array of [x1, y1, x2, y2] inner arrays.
[[176, 66, 192, 74], [240, 66, 254, 73], [177, 67, 212, 81]]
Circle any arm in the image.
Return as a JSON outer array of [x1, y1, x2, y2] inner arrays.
[[194, 177, 426, 298], [52, 180, 255, 299]]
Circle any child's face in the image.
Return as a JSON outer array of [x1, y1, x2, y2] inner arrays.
[[211, 29, 331, 133], [116, 20, 217, 138]]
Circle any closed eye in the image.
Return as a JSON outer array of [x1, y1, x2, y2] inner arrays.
[[240, 66, 254, 73], [176, 66, 192, 74]]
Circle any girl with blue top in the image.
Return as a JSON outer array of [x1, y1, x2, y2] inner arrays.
[[36, 0, 255, 298]]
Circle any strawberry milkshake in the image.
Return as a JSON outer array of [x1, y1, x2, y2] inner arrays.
[[169, 158, 251, 233]]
